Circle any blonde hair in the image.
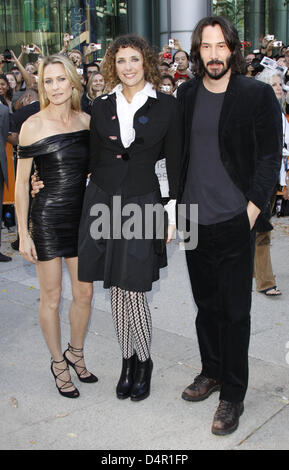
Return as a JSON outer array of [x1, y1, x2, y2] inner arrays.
[[38, 54, 83, 111], [86, 71, 105, 100]]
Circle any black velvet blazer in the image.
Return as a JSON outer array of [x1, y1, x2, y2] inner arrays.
[[89, 90, 182, 198], [177, 74, 283, 227]]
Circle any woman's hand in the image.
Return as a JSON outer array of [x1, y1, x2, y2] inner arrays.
[[166, 224, 176, 244], [19, 235, 38, 264], [31, 173, 44, 198]]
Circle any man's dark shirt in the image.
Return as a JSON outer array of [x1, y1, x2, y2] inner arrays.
[[181, 82, 247, 224]]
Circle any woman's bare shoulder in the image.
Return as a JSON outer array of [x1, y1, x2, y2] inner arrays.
[[19, 112, 45, 146], [77, 111, 91, 129]]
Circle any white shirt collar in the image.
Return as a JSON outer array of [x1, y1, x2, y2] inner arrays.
[[110, 82, 157, 100]]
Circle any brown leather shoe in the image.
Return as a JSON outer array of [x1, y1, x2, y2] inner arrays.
[[211, 400, 244, 436], [181, 374, 220, 402]]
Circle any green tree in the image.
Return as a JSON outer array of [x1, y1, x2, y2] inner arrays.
[[213, 0, 245, 35]]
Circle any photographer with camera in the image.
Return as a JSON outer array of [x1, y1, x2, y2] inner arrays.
[[159, 74, 175, 95], [172, 50, 193, 82]]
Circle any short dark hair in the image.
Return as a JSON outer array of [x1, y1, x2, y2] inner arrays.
[[86, 62, 100, 70], [161, 74, 175, 86], [173, 50, 190, 62], [160, 62, 170, 68], [190, 16, 246, 78]]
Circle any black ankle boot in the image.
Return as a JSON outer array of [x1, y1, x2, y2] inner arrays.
[[116, 354, 137, 399], [130, 357, 153, 402]]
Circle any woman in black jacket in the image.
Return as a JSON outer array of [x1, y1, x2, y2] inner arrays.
[[78, 35, 182, 401]]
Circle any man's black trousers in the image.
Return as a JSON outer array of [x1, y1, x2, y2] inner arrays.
[[185, 211, 256, 403]]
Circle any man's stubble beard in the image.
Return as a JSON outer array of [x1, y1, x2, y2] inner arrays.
[[202, 54, 232, 80]]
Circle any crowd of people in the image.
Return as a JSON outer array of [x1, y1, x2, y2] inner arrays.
[[0, 18, 287, 437]]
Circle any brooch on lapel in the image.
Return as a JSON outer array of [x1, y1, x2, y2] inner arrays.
[[138, 115, 149, 125]]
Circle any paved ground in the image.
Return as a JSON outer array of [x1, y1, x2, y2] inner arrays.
[[0, 217, 289, 451]]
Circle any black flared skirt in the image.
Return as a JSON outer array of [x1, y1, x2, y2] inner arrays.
[[78, 181, 168, 292]]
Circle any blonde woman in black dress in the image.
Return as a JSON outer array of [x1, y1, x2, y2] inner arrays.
[[15, 55, 97, 399]]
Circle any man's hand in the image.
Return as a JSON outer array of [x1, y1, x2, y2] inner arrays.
[[247, 201, 261, 230]]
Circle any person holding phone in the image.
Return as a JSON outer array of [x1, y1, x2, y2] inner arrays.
[[172, 50, 192, 82]]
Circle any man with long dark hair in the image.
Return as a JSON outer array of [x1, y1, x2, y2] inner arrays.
[[177, 16, 282, 435]]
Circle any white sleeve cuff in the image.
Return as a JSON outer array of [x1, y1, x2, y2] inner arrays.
[[164, 199, 176, 225]]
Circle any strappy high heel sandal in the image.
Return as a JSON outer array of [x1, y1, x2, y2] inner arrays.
[[63, 343, 98, 383], [50, 358, 80, 398]]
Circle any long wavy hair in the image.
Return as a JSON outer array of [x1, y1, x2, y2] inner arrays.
[[37, 54, 83, 111], [190, 16, 246, 78], [102, 34, 161, 91], [0, 74, 13, 101]]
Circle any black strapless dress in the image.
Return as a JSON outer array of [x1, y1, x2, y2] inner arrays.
[[17, 131, 89, 261]]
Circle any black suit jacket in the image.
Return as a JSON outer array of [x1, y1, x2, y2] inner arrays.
[[89, 91, 182, 198], [10, 101, 40, 134], [177, 74, 283, 227]]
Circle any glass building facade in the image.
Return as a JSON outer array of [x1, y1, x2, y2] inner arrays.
[[0, 0, 128, 59], [213, 0, 289, 50], [1, 1, 289, 63]]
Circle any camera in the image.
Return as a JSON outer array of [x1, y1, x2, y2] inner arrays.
[[3, 49, 12, 62], [273, 41, 282, 48], [90, 43, 102, 51], [168, 39, 175, 48], [265, 35, 274, 41], [76, 68, 83, 75], [171, 62, 178, 72], [160, 85, 171, 92], [27, 45, 35, 52]]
